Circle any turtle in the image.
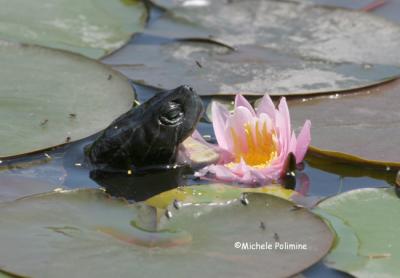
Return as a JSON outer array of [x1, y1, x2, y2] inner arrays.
[[85, 84, 204, 170], [84, 84, 204, 200]]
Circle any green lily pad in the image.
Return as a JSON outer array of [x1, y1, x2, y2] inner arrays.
[[289, 78, 400, 169], [145, 183, 296, 209], [316, 188, 400, 277], [151, 0, 400, 65], [0, 0, 147, 59], [105, 37, 400, 96], [0, 42, 135, 159], [0, 189, 333, 278]]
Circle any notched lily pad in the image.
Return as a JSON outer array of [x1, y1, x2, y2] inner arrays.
[[316, 188, 400, 277], [0, 42, 135, 159], [104, 37, 400, 96], [151, 0, 400, 66], [0, 0, 147, 58], [289, 78, 400, 169], [0, 189, 333, 278]]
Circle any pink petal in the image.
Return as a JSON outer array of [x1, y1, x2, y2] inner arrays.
[[259, 162, 283, 180], [231, 158, 250, 177], [226, 106, 254, 152], [278, 97, 291, 138], [295, 120, 311, 163], [235, 94, 256, 116], [276, 97, 291, 155], [256, 94, 276, 120], [289, 130, 297, 154], [249, 169, 272, 185], [211, 102, 230, 150], [258, 113, 275, 134]]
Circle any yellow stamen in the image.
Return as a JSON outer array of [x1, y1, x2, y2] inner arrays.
[[228, 120, 278, 168]]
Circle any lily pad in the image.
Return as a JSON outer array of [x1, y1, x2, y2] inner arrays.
[[316, 188, 400, 277], [300, 0, 383, 10], [0, 0, 147, 59], [289, 78, 400, 169], [104, 35, 400, 96], [0, 42, 135, 159], [0, 174, 59, 202], [151, 0, 400, 66], [0, 189, 333, 278]]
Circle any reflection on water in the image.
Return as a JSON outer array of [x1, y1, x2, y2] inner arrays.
[[90, 164, 188, 201]]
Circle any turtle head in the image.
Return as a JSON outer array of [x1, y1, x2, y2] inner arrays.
[[86, 85, 204, 169]]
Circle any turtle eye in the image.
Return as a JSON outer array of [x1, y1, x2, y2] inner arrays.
[[159, 101, 184, 125]]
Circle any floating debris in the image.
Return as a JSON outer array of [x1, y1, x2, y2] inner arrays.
[[290, 205, 304, 211], [40, 119, 48, 126], [274, 232, 280, 242], [195, 60, 203, 68], [165, 209, 173, 219], [173, 199, 182, 210], [240, 193, 249, 206], [367, 253, 391, 259]]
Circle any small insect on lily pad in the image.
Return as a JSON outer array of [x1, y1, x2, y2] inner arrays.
[[0, 189, 333, 278], [0, 0, 148, 59], [289, 78, 400, 169], [316, 188, 400, 277], [0, 42, 135, 159]]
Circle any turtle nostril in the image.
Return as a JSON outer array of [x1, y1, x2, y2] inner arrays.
[[183, 85, 194, 93]]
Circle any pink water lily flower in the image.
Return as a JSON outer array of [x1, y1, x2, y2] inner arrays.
[[195, 94, 311, 185]]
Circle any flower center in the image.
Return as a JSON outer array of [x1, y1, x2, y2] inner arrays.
[[228, 121, 278, 168]]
